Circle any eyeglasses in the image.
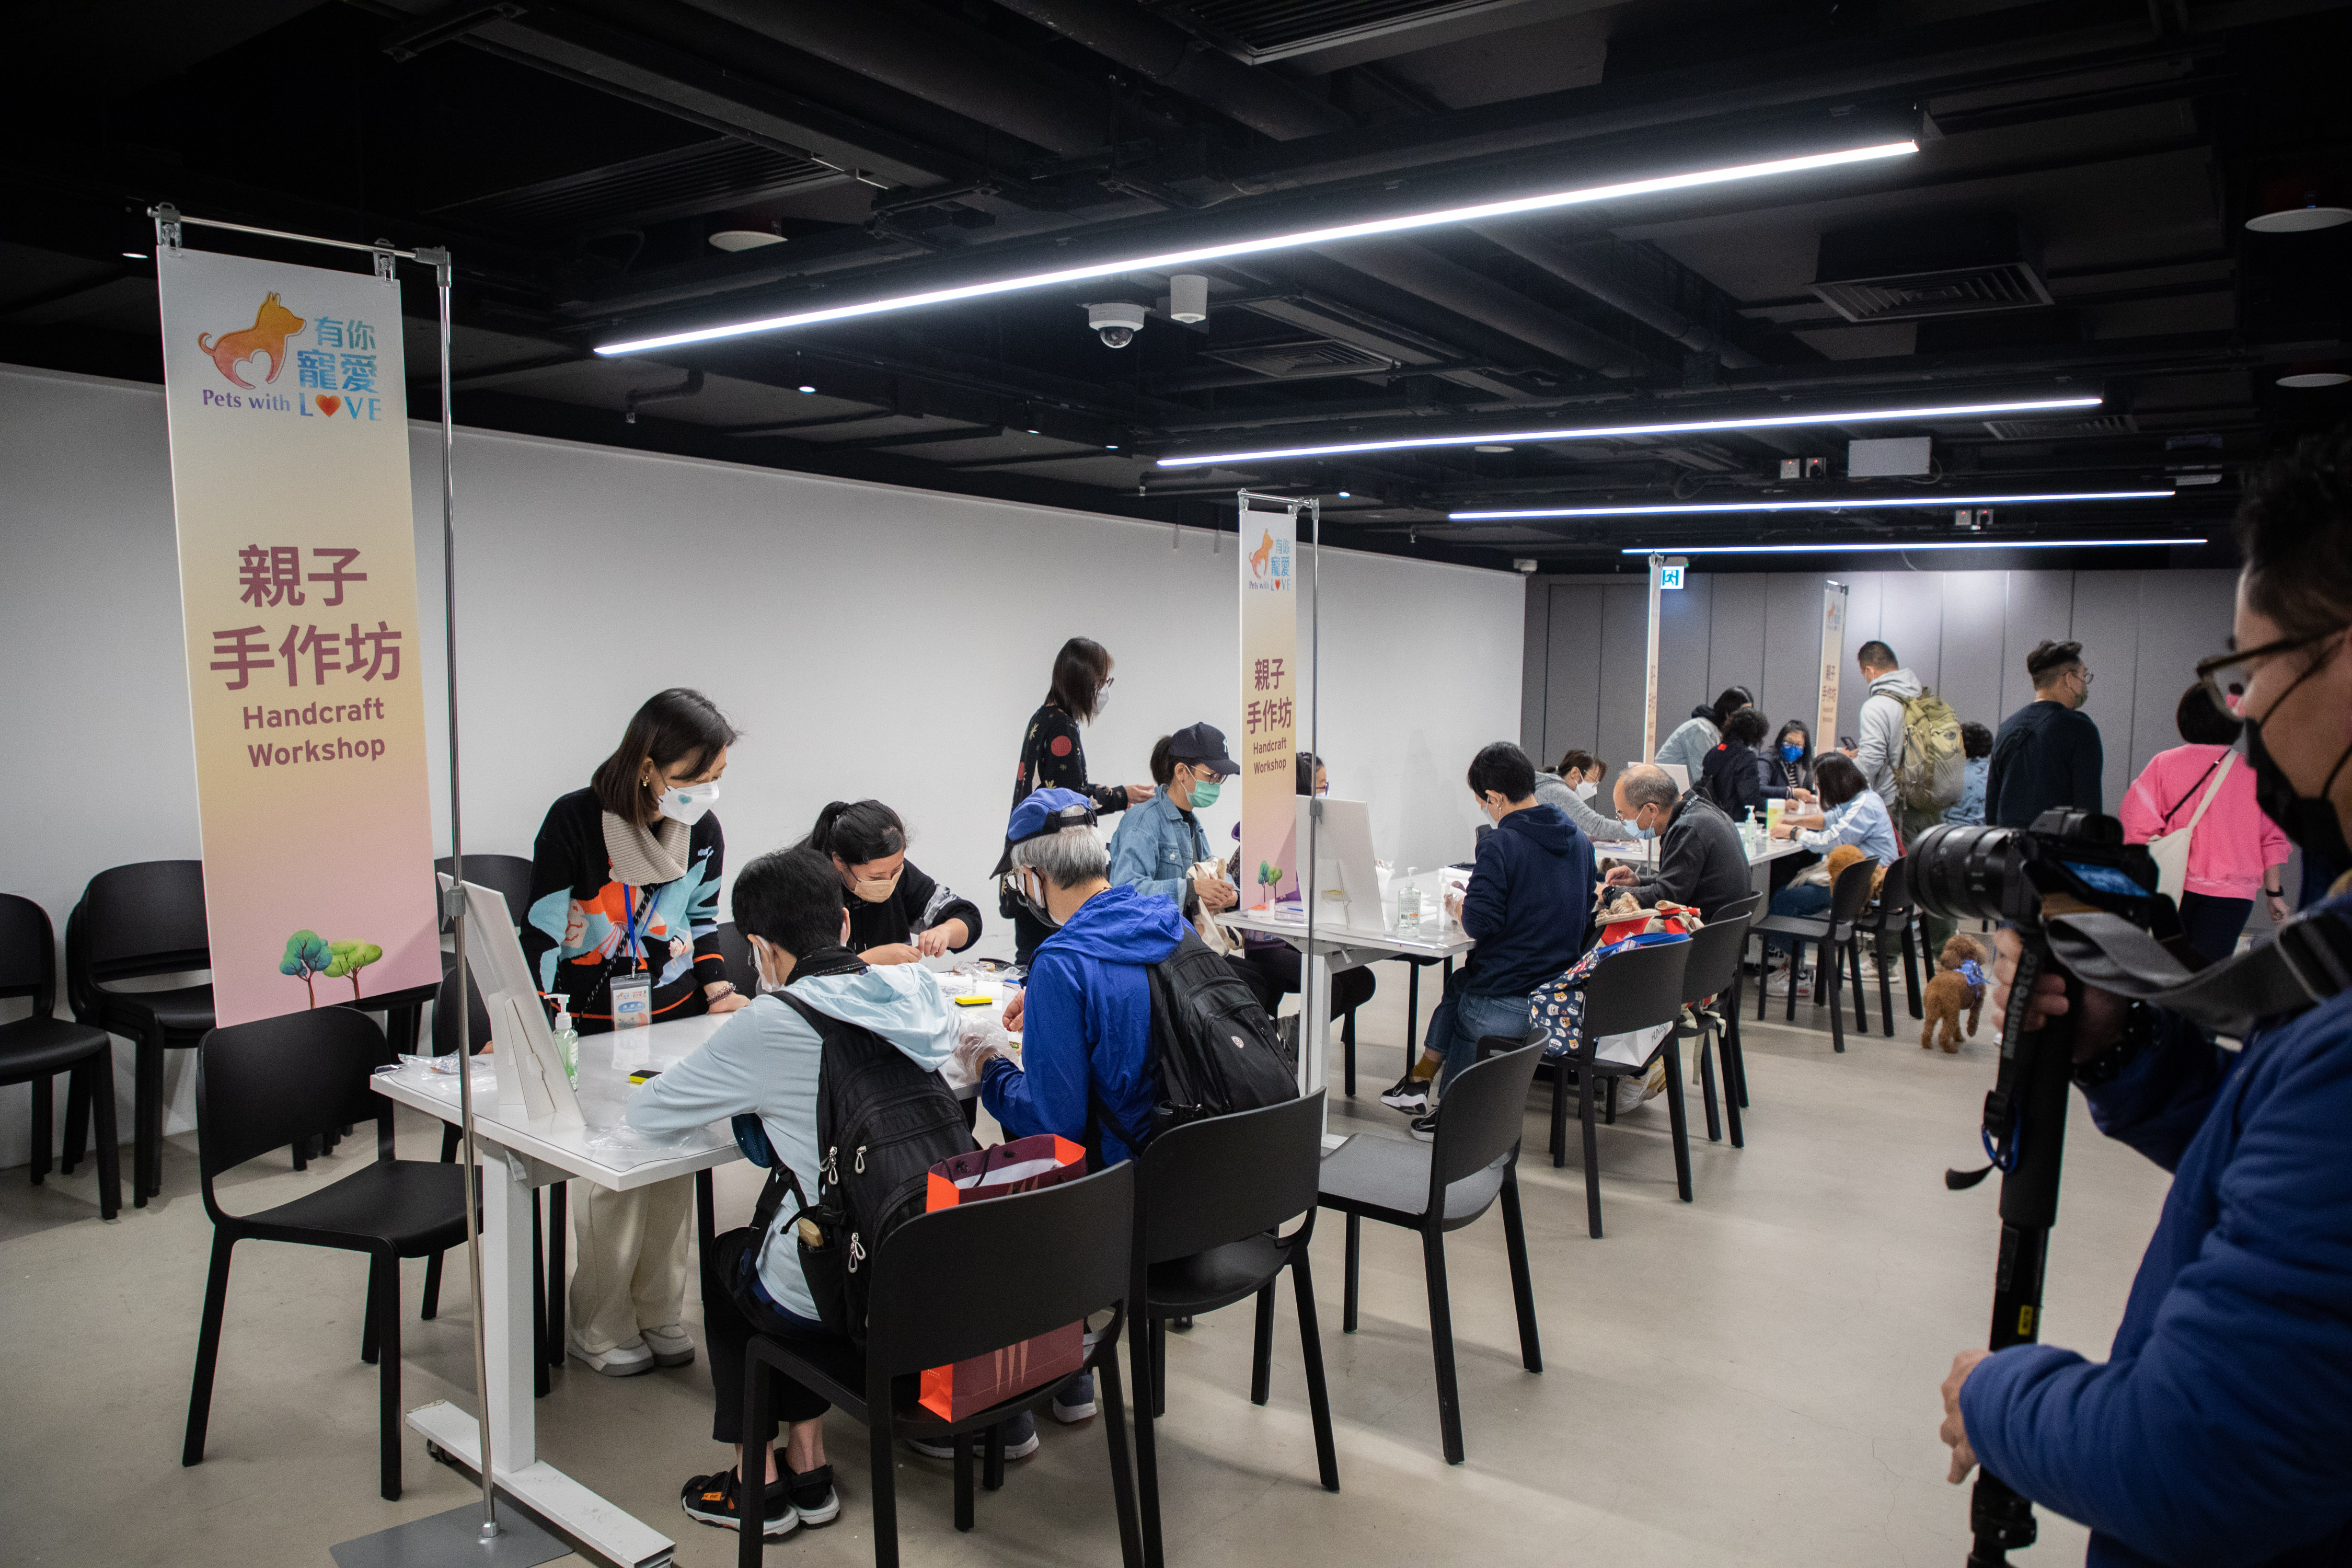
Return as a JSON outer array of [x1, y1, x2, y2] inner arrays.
[[2195, 628, 2345, 713]]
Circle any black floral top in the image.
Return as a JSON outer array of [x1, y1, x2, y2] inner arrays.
[[994, 702, 1129, 875]]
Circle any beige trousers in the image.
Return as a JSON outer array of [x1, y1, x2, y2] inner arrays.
[[567, 1175, 693, 1353]]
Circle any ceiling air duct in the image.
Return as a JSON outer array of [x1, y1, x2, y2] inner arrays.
[[1809, 213, 2052, 325]]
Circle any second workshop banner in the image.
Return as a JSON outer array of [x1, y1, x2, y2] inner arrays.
[[156, 244, 441, 1027], [1237, 498, 1299, 911]]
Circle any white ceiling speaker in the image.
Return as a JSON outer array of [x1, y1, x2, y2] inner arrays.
[[2277, 371, 2351, 388], [1087, 301, 1148, 349], [1168, 273, 1208, 324]]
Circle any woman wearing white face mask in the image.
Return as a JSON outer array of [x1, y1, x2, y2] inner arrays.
[[802, 798, 983, 966], [522, 686, 750, 1378]]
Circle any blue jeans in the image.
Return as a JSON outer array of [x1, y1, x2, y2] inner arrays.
[[1428, 987, 1536, 1094], [1763, 883, 1832, 955]]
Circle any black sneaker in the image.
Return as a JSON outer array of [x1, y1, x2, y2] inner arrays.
[[1051, 1371, 1097, 1425], [1380, 1072, 1432, 1114], [907, 1410, 1041, 1461], [1408, 1111, 1439, 1143], [682, 1469, 798, 1538], [786, 1462, 840, 1526]]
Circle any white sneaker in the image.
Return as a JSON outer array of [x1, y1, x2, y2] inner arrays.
[[1762, 964, 1801, 997], [642, 1323, 696, 1367], [570, 1334, 655, 1376]]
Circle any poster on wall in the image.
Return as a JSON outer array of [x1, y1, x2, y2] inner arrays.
[[1238, 498, 1299, 910], [156, 246, 440, 1028], [1817, 581, 1850, 754]]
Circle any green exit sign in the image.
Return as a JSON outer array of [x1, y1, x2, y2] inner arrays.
[[1658, 563, 1686, 590]]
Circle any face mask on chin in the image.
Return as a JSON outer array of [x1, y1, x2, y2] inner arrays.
[[2244, 649, 2352, 867]]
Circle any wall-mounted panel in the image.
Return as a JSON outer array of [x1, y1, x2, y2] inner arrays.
[[2065, 569, 2143, 813], [1937, 572, 2008, 732], [1597, 582, 1651, 771], [1541, 583, 1606, 766], [1998, 571, 2077, 720]]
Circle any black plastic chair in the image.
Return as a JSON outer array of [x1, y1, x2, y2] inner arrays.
[[1864, 857, 1923, 1031], [738, 1162, 1144, 1568], [1714, 892, 1760, 1110], [434, 854, 536, 931], [1750, 858, 1879, 1053], [1319, 1037, 1544, 1464], [1, 894, 121, 1219], [65, 860, 213, 1206], [1132, 1093, 1336, 1566], [714, 920, 755, 994], [1542, 939, 1693, 1238], [181, 1007, 471, 1501], [1677, 916, 1753, 1148]]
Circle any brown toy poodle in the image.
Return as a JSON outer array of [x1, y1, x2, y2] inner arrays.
[[1921, 933, 1990, 1053]]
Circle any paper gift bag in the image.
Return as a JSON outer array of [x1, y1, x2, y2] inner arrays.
[[918, 1134, 1090, 1422]]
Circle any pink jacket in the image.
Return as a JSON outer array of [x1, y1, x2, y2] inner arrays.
[[2118, 744, 2290, 901]]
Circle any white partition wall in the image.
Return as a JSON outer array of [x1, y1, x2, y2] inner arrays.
[[1524, 565, 2240, 812], [0, 363, 1524, 1166]]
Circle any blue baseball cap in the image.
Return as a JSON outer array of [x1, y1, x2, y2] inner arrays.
[[1007, 788, 1099, 847]]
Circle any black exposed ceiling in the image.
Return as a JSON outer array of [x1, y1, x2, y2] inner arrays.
[[6, 0, 2350, 572]]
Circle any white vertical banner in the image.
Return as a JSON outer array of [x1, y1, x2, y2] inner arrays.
[[1817, 580, 1850, 750], [1238, 498, 1299, 910], [156, 246, 441, 1027]]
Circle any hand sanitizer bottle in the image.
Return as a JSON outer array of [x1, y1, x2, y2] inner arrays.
[[1397, 869, 1422, 931], [550, 996, 579, 1087]]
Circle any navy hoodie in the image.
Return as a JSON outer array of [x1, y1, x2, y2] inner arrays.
[[1459, 802, 1594, 997]]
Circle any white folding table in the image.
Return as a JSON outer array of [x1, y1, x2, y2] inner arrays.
[[1221, 912, 1475, 1147]]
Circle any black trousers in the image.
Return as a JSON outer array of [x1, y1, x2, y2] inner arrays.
[[2177, 891, 2254, 965], [706, 1231, 848, 1444], [1228, 943, 1376, 1019]]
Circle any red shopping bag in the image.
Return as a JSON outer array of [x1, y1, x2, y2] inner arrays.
[[917, 1134, 1090, 1422]]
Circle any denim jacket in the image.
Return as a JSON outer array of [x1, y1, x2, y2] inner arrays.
[[1106, 786, 1210, 910]]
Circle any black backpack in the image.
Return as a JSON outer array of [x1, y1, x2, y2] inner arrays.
[[735, 989, 975, 1346], [1138, 928, 1300, 1145]]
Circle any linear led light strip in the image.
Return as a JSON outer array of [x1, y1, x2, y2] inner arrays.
[[595, 140, 1917, 356], [1456, 488, 2174, 519], [1617, 537, 2206, 556], [1157, 393, 2102, 468]]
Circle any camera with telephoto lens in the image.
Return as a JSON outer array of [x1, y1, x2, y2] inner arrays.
[[1910, 809, 2173, 939]]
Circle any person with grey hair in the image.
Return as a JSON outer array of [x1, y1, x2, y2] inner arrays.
[[973, 788, 1184, 1173], [1604, 762, 1751, 920]]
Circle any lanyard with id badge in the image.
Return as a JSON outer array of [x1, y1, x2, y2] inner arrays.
[[608, 883, 656, 1073]]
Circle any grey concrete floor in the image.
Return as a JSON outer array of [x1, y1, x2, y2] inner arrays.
[[0, 963, 2170, 1568]]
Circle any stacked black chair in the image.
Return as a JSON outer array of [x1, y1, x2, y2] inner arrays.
[[1, 894, 122, 1219], [433, 854, 537, 931], [1676, 916, 1754, 1148], [1541, 940, 1694, 1238], [1863, 857, 1923, 1032], [1750, 857, 1880, 1053], [737, 1163, 1144, 1568], [65, 860, 213, 1205], [1132, 1093, 1337, 1567], [1319, 1037, 1544, 1463], [713, 919, 755, 994], [180, 1006, 471, 1500]]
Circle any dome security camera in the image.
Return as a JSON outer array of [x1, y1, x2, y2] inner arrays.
[[1087, 301, 1147, 349]]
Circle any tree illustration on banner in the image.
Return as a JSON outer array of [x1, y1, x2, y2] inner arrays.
[[1258, 859, 1283, 904], [326, 940, 383, 1000], [280, 930, 333, 1006]]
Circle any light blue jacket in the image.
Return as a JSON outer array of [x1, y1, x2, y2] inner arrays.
[[1107, 786, 1212, 908], [1796, 788, 1900, 865], [1654, 712, 1719, 782], [1944, 756, 1990, 826], [624, 965, 957, 1318]]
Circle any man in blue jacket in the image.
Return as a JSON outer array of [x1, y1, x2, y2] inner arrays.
[[1387, 742, 1594, 1128], [1941, 429, 2352, 1566]]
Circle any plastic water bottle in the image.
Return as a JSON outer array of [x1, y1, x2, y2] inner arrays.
[[551, 996, 580, 1088], [1396, 868, 1423, 931]]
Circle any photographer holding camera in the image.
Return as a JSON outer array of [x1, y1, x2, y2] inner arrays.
[[1934, 429, 2352, 1566]]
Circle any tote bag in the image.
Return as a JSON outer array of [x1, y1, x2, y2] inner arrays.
[[917, 1134, 1089, 1421], [2146, 753, 2233, 905]]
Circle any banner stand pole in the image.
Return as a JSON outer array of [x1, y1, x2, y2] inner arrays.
[[154, 207, 563, 1567]]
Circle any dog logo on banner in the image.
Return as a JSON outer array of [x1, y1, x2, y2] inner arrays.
[[197, 293, 307, 389]]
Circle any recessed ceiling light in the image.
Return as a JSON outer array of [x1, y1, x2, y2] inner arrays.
[[1473, 444, 1514, 454], [1336, 490, 1352, 498], [2246, 205, 2352, 234], [709, 228, 788, 252], [1105, 443, 1120, 449], [2277, 371, 2351, 389], [1455, 488, 2174, 520], [1164, 394, 2103, 469], [797, 385, 817, 393], [1619, 537, 2205, 556], [597, 138, 1918, 356], [121, 250, 148, 260]]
